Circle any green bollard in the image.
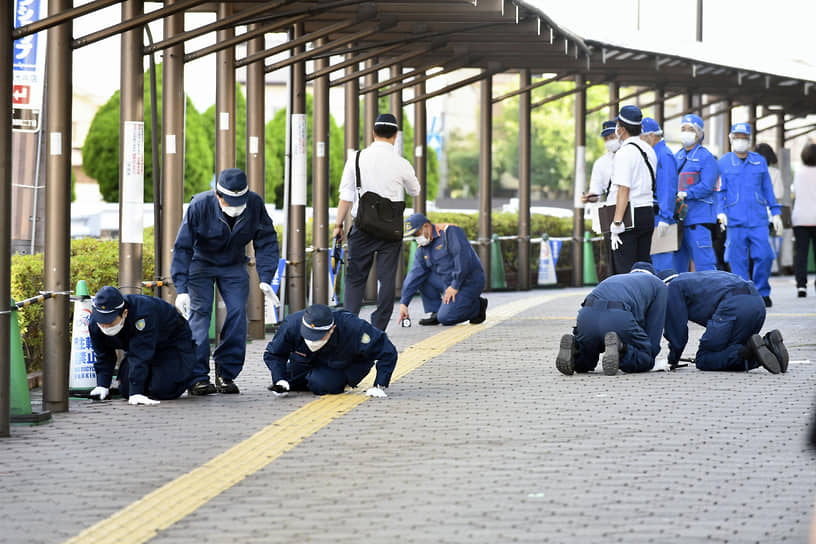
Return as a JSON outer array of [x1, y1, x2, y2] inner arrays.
[[490, 234, 507, 290], [583, 232, 598, 285], [10, 298, 51, 425]]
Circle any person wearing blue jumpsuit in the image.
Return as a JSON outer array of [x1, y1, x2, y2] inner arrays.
[[674, 114, 720, 272], [641, 118, 679, 270], [556, 262, 667, 376], [398, 213, 487, 326], [658, 269, 786, 373], [88, 286, 195, 404], [264, 304, 397, 397], [171, 168, 279, 395], [717, 123, 784, 306]]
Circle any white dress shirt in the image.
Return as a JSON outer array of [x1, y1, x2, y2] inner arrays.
[[338, 140, 421, 217], [609, 136, 657, 208], [588, 151, 615, 199]]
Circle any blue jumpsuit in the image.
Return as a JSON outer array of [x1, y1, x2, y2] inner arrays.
[[171, 191, 279, 382], [674, 143, 719, 272], [263, 309, 397, 395], [89, 295, 195, 399], [573, 270, 667, 373], [651, 139, 679, 270], [663, 271, 766, 371], [400, 224, 485, 325], [717, 152, 781, 297]]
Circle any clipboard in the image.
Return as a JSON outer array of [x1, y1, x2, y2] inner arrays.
[[597, 203, 633, 233], [650, 223, 681, 254]]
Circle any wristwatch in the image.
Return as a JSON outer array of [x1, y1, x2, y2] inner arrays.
[[613, 221, 623, 226]]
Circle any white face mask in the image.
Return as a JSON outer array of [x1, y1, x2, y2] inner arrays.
[[416, 234, 431, 247], [679, 131, 698, 148], [221, 204, 246, 218], [731, 138, 750, 154], [305, 336, 331, 352], [604, 139, 621, 153], [98, 316, 126, 336]]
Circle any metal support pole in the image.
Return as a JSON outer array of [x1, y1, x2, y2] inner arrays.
[[414, 78, 427, 215], [215, 3, 235, 173], [573, 75, 586, 288], [287, 22, 307, 313], [0, 1, 12, 435], [389, 64, 404, 299], [719, 100, 732, 156], [748, 104, 757, 148], [312, 37, 330, 305], [246, 24, 265, 338], [344, 46, 360, 156], [608, 82, 619, 118], [776, 111, 785, 157], [43, 0, 74, 412], [478, 71, 492, 289], [654, 87, 665, 127], [363, 58, 378, 303], [145, 25, 161, 298], [160, 3, 184, 304], [518, 69, 531, 291]]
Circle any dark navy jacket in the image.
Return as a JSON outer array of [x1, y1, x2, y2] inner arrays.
[[717, 152, 781, 227], [263, 309, 398, 388], [89, 295, 189, 396], [653, 139, 678, 225], [674, 143, 719, 225], [400, 224, 484, 305], [171, 190, 279, 293], [664, 271, 758, 364]]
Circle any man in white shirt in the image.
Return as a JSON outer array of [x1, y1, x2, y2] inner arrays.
[[608, 105, 657, 275], [332, 113, 421, 331], [584, 120, 619, 204]]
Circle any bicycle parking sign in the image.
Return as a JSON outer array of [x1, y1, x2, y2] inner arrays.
[[12, 0, 47, 133]]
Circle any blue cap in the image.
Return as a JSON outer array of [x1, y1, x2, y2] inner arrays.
[[630, 261, 656, 275], [680, 114, 704, 132], [92, 286, 126, 324], [657, 268, 679, 283], [404, 212, 430, 236], [300, 304, 335, 341], [616, 105, 643, 126], [641, 117, 661, 134], [374, 113, 399, 129], [216, 168, 249, 206], [601, 120, 616, 137], [730, 122, 751, 135]]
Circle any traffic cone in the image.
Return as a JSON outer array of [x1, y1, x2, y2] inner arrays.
[[537, 234, 557, 286], [68, 280, 96, 396], [9, 298, 51, 425], [583, 231, 598, 285], [490, 234, 506, 290]]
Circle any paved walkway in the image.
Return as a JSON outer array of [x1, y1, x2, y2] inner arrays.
[[1, 276, 815, 543]]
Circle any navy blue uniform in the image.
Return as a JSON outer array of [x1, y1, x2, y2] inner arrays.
[[400, 224, 485, 325], [263, 309, 397, 395], [573, 270, 667, 373], [89, 295, 195, 399], [171, 190, 279, 382], [664, 271, 766, 371], [674, 143, 719, 272]]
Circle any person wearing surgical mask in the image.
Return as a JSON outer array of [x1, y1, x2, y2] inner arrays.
[[640, 117, 679, 271], [584, 120, 619, 204], [171, 168, 280, 396], [398, 213, 487, 327], [717, 123, 783, 307], [87, 286, 197, 406], [264, 304, 397, 398]]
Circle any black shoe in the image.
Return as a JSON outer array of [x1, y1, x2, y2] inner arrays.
[[189, 380, 216, 396], [470, 297, 488, 324], [746, 334, 781, 374], [216, 372, 240, 394], [763, 296, 772, 308], [556, 334, 576, 376], [764, 329, 789, 373], [419, 313, 439, 326], [602, 331, 621, 376], [798, 287, 807, 298]]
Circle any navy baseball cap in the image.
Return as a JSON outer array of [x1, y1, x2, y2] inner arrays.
[[630, 261, 656, 275], [301, 304, 335, 341], [404, 212, 430, 236], [216, 168, 249, 206], [730, 122, 751, 135], [641, 117, 662, 134], [657, 268, 679, 283], [374, 113, 399, 129], [601, 120, 616, 137], [616, 105, 643, 126], [92, 285, 126, 324]]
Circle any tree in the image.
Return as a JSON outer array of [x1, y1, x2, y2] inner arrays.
[[81, 64, 213, 202]]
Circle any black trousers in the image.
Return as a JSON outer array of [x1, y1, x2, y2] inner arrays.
[[793, 226, 816, 289], [610, 206, 655, 275], [343, 227, 401, 331]]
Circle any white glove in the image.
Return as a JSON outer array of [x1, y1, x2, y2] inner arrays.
[[717, 213, 728, 232], [365, 385, 388, 398], [269, 379, 290, 397], [127, 394, 160, 406], [651, 358, 670, 372], [771, 214, 783, 234], [89, 386, 109, 401], [259, 282, 280, 307], [610, 232, 623, 251], [175, 293, 191, 319], [655, 221, 670, 238], [677, 191, 687, 200]]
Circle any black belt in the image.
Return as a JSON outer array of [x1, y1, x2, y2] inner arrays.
[[582, 298, 628, 311]]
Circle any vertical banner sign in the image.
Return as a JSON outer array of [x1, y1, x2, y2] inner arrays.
[[68, 298, 96, 392], [12, 0, 47, 132], [291, 114, 307, 206], [537, 239, 557, 285], [121, 121, 145, 243]]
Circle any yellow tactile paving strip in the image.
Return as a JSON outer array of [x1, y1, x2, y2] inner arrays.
[[65, 292, 576, 544]]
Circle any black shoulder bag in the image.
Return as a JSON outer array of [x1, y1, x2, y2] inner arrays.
[[353, 150, 405, 242]]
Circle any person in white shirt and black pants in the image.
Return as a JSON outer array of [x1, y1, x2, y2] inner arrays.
[[332, 113, 421, 331], [608, 105, 658, 275]]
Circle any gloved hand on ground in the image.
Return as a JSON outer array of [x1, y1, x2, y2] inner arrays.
[[89, 386, 109, 401], [365, 385, 387, 398], [127, 394, 160, 406]]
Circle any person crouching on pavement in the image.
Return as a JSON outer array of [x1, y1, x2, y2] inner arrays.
[[556, 262, 667, 376], [398, 213, 488, 327], [88, 285, 196, 405], [264, 304, 397, 398], [657, 269, 788, 374]]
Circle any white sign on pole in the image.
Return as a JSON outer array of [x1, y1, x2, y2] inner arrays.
[[291, 113, 307, 206], [121, 121, 145, 244], [12, 0, 48, 133]]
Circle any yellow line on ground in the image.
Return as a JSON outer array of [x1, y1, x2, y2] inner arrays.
[[64, 292, 577, 544]]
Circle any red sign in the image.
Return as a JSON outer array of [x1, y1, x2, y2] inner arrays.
[[12, 84, 30, 105]]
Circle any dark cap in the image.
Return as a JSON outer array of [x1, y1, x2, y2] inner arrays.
[[657, 269, 679, 283], [616, 105, 643, 126], [374, 113, 399, 129], [92, 285, 126, 324], [404, 212, 430, 236], [601, 120, 616, 137], [300, 304, 335, 341], [216, 168, 249, 206], [630, 261, 656, 275]]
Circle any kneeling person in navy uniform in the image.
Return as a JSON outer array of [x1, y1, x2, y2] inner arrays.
[[658, 269, 788, 373], [88, 286, 196, 405], [398, 213, 487, 327], [556, 262, 667, 376], [264, 304, 397, 398]]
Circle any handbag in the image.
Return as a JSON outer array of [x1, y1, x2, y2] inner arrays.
[[352, 150, 405, 242]]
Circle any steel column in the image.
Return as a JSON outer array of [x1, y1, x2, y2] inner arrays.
[[719, 100, 732, 155], [748, 104, 757, 147], [608, 82, 619, 118], [573, 75, 586, 288], [312, 38, 330, 305], [0, 0, 12, 435], [389, 64, 404, 298], [215, 3, 235, 173], [246, 24, 265, 338], [363, 59, 378, 303], [478, 71, 492, 289], [413, 78, 427, 215], [344, 47, 360, 156], [287, 23, 307, 313], [518, 69, 531, 291], [654, 88, 665, 127], [776, 111, 785, 157], [42, 0, 73, 413]]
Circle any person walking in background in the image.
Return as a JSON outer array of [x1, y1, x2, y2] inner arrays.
[[756, 143, 788, 276], [793, 141, 816, 297], [640, 117, 678, 271]]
